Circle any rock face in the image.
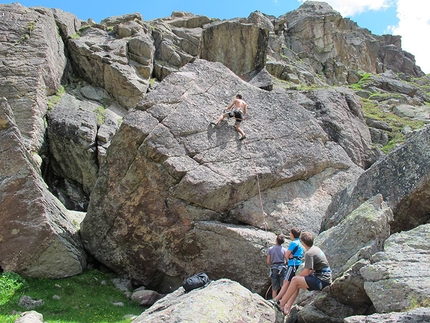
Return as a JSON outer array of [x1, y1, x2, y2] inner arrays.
[[200, 21, 269, 77], [319, 194, 392, 279], [288, 195, 392, 322], [345, 308, 430, 323], [1, 2, 430, 321], [67, 18, 155, 109], [46, 93, 99, 196], [0, 98, 86, 278], [289, 88, 375, 168], [323, 125, 430, 233], [151, 12, 211, 81], [80, 59, 363, 291], [361, 224, 430, 313], [132, 279, 283, 323], [279, 1, 424, 84], [43, 83, 125, 210], [0, 3, 69, 152]]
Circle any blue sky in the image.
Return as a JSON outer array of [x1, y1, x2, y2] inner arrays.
[[4, 0, 429, 73]]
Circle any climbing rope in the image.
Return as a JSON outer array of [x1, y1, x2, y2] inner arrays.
[[243, 138, 274, 300], [242, 138, 270, 246], [244, 140, 266, 222], [167, 78, 270, 244], [242, 138, 275, 299]]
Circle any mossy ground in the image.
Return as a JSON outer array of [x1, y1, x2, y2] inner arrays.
[[0, 270, 145, 323], [360, 98, 425, 153]]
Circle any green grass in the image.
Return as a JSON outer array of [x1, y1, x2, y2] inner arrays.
[[349, 72, 373, 90], [360, 98, 425, 153], [79, 26, 91, 33], [0, 270, 145, 323], [94, 106, 107, 126], [47, 86, 66, 110]]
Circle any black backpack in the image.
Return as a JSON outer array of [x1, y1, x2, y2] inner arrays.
[[182, 272, 211, 292]]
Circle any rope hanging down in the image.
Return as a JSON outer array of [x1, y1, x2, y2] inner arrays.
[[172, 80, 269, 240], [242, 139, 269, 241]]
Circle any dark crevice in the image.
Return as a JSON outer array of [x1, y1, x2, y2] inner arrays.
[[40, 129, 90, 212], [41, 156, 89, 212]]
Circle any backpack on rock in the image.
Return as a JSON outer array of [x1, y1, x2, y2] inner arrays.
[[182, 272, 211, 292]]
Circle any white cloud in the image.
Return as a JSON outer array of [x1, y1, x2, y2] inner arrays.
[[389, 0, 430, 73], [299, 0, 392, 16]]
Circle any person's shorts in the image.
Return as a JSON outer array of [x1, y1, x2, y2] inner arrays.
[[285, 266, 297, 282], [270, 266, 287, 291], [233, 111, 243, 124], [224, 111, 243, 124], [305, 274, 331, 291]]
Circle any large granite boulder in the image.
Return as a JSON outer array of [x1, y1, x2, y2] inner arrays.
[[318, 194, 392, 278], [0, 98, 86, 278], [150, 19, 199, 81], [200, 21, 269, 77], [0, 3, 68, 152], [132, 279, 283, 323], [345, 307, 430, 323], [323, 125, 430, 233], [46, 93, 99, 196], [167, 12, 213, 28], [360, 224, 430, 313], [363, 73, 419, 97], [101, 13, 143, 27], [288, 88, 375, 168], [67, 19, 154, 109], [80, 59, 363, 292]]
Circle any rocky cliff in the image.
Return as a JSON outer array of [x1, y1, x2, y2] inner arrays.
[[1, 1, 430, 322]]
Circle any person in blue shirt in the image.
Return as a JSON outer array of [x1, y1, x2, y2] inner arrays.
[[278, 231, 332, 315], [272, 227, 304, 305]]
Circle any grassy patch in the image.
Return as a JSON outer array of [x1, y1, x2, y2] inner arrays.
[[27, 21, 36, 33], [368, 91, 402, 101], [350, 72, 373, 90], [94, 106, 107, 126], [360, 98, 425, 153], [0, 270, 144, 323], [70, 25, 91, 38], [79, 25, 91, 33], [0, 272, 26, 306], [407, 295, 430, 311], [47, 86, 66, 110]]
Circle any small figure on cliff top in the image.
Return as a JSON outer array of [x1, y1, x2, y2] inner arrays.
[[278, 231, 332, 315], [211, 93, 247, 140]]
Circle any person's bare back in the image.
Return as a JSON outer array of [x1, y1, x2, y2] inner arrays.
[[212, 94, 248, 140], [232, 98, 247, 114]]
